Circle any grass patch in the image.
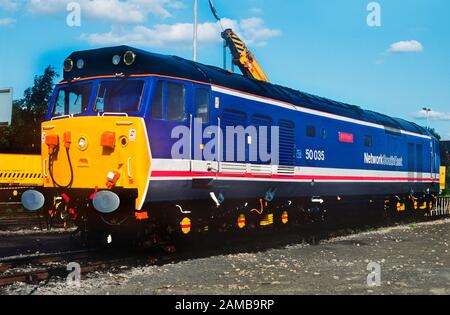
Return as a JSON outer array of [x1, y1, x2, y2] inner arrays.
[[409, 223, 417, 229]]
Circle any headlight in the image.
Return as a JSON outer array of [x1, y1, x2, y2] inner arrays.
[[64, 58, 73, 72], [112, 55, 121, 65], [76, 59, 85, 69], [78, 137, 88, 150], [124, 50, 136, 66]]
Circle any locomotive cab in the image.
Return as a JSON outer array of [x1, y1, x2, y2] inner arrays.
[[35, 76, 151, 216]]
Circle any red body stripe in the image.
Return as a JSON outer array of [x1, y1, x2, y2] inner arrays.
[[150, 171, 439, 182]]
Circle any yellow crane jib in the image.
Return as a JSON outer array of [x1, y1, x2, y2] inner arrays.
[[221, 28, 270, 83]]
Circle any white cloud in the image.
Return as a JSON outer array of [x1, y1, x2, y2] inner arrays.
[[0, 17, 15, 26], [249, 7, 264, 15], [0, 0, 19, 11], [80, 17, 281, 49], [27, 0, 184, 23], [239, 17, 281, 47], [388, 40, 424, 53], [80, 23, 219, 48], [413, 110, 450, 121]]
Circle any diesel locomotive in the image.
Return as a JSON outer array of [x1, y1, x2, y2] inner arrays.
[[21, 46, 441, 242]]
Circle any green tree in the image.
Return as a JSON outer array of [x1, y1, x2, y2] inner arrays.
[[0, 66, 58, 154], [428, 127, 441, 141]]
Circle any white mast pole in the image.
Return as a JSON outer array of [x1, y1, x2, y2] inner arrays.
[[193, 0, 198, 62]]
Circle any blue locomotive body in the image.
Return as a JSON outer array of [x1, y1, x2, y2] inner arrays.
[[143, 78, 440, 203], [46, 46, 440, 206]]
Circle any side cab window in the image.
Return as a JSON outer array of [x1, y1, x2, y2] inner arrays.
[[151, 80, 186, 121], [195, 88, 210, 124]]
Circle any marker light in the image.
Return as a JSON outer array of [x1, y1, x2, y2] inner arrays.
[[78, 137, 88, 150], [64, 58, 74, 72], [76, 59, 85, 69], [101, 131, 116, 149], [63, 131, 72, 149], [106, 171, 121, 189], [124, 50, 136, 66], [112, 55, 121, 65], [45, 134, 59, 155]]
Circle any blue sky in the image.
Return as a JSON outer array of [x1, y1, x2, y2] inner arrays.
[[0, 0, 449, 139]]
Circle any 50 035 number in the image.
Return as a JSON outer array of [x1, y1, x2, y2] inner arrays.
[[305, 149, 325, 161]]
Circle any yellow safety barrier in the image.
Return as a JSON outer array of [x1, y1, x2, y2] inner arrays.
[[440, 166, 446, 191], [0, 154, 43, 187]]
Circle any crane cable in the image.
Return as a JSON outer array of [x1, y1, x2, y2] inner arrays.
[[208, 0, 224, 31]]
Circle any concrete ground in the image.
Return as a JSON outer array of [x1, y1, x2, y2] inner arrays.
[[4, 218, 449, 295]]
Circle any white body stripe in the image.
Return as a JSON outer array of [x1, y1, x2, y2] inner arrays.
[[151, 159, 439, 182], [211, 86, 431, 140], [150, 177, 435, 183]]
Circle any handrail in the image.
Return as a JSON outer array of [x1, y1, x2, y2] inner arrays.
[[51, 114, 73, 121], [127, 157, 132, 178], [102, 112, 129, 117], [43, 159, 48, 178], [216, 117, 221, 178]]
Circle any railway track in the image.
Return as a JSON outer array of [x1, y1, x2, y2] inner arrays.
[[0, 209, 447, 289], [0, 252, 82, 287], [0, 205, 44, 231], [0, 209, 66, 232], [0, 248, 166, 288], [0, 250, 92, 273], [0, 217, 45, 231]]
